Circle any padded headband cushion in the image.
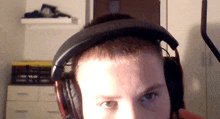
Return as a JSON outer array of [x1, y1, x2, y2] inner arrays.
[[51, 19, 178, 81]]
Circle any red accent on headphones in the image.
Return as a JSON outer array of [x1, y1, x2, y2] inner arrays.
[[55, 81, 66, 117]]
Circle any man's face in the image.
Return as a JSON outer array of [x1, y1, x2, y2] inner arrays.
[[77, 50, 170, 119]]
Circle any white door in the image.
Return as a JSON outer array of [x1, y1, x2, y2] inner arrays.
[[206, 1, 220, 118], [166, 0, 220, 119], [167, 0, 207, 118]]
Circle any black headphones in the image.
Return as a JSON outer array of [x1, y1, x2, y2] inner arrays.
[[51, 19, 184, 119]]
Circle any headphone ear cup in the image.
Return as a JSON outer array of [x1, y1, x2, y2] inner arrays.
[[164, 57, 184, 117], [55, 72, 82, 119], [55, 80, 74, 118], [65, 76, 83, 119]]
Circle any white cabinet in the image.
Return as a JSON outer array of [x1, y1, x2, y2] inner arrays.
[[7, 86, 38, 101], [37, 102, 61, 119], [38, 86, 57, 102], [6, 102, 38, 119], [6, 85, 61, 119]]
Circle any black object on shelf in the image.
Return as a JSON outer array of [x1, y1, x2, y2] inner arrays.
[[40, 4, 56, 18], [24, 10, 44, 18], [23, 4, 71, 19]]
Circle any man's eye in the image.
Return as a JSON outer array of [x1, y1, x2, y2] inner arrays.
[[141, 93, 158, 101], [141, 93, 159, 111], [100, 101, 118, 108]]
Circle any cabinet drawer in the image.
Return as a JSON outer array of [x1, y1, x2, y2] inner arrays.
[[39, 86, 57, 101], [6, 101, 61, 119], [37, 102, 61, 119], [6, 101, 39, 119], [7, 86, 38, 101]]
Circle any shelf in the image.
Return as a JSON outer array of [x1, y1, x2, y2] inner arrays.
[[21, 17, 78, 24]]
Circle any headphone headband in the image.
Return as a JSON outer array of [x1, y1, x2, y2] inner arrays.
[[51, 19, 178, 81]]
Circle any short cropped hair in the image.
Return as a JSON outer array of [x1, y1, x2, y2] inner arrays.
[[72, 13, 163, 80]]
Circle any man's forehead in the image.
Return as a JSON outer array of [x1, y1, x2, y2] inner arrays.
[[90, 83, 165, 100], [76, 52, 165, 95], [76, 50, 164, 81], [77, 46, 162, 66], [76, 51, 163, 86]]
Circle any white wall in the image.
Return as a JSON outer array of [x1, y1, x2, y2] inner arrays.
[[168, 1, 206, 118], [0, 0, 92, 118], [0, 0, 26, 118], [205, 1, 220, 119], [24, 0, 87, 60], [168, 0, 220, 118]]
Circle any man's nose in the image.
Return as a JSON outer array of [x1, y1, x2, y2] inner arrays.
[[117, 103, 144, 119]]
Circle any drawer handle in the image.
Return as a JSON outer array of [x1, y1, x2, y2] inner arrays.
[[17, 93, 29, 96], [47, 111, 59, 114], [48, 93, 56, 96], [15, 110, 28, 113]]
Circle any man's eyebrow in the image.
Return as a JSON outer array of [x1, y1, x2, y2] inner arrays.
[[140, 83, 165, 95], [92, 95, 122, 100], [91, 84, 165, 100]]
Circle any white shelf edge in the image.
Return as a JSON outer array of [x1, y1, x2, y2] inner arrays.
[[25, 24, 83, 30], [21, 17, 78, 24]]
